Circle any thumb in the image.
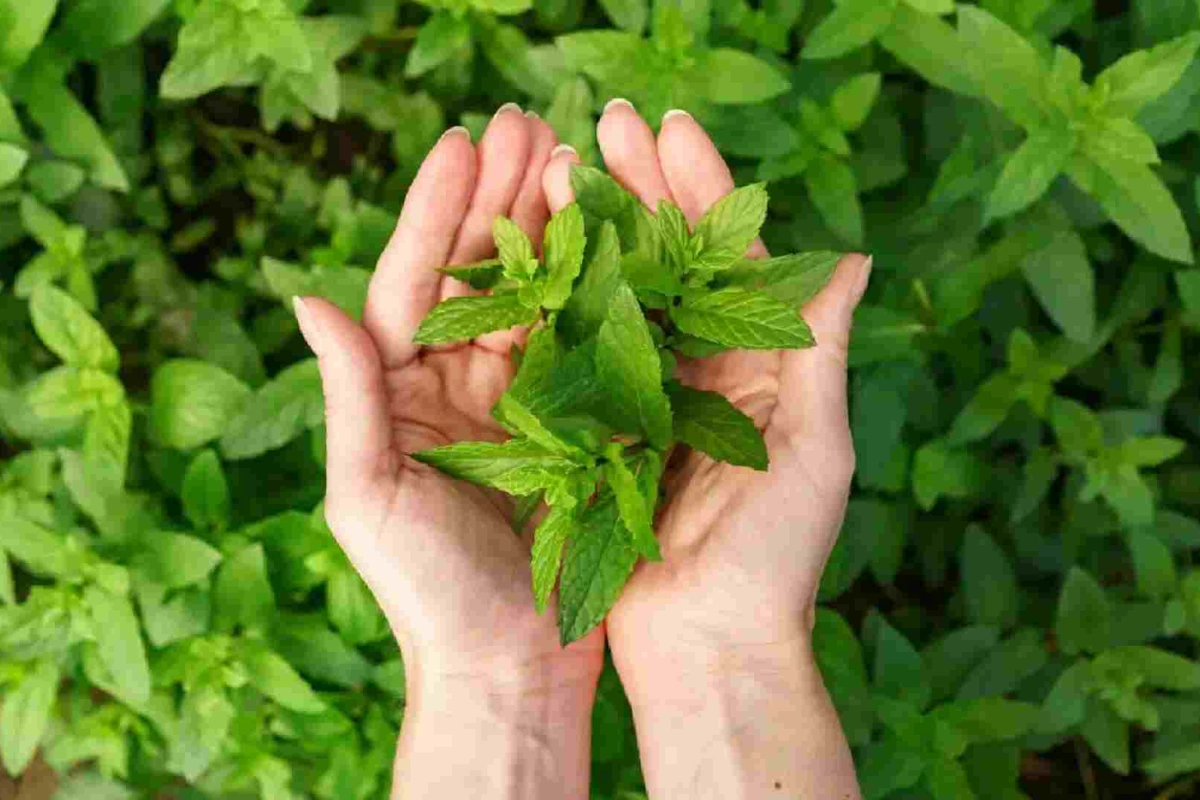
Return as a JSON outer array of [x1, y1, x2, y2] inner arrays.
[[293, 296, 394, 517], [772, 254, 872, 472]]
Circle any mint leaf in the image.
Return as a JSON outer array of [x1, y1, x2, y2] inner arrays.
[[691, 183, 769, 273], [214, 544, 276, 633], [151, 360, 251, 451], [878, 4, 975, 95], [413, 293, 539, 344], [957, 6, 1049, 129], [595, 283, 673, 447], [804, 154, 863, 246], [1021, 229, 1096, 343], [542, 203, 587, 309], [699, 48, 790, 104], [960, 526, 1019, 630], [0, 659, 60, 775], [569, 165, 642, 249], [1095, 31, 1200, 117], [561, 221, 623, 342], [405, 11, 471, 78], [1056, 567, 1113, 656], [802, 0, 898, 60], [493, 216, 538, 282], [655, 199, 691, 272], [29, 284, 119, 372], [140, 532, 223, 590], [673, 288, 814, 349], [531, 502, 579, 613], [1067, 149, 1193, 264], [557, 491, 638, 644], [182, 449, 231, 531], [85, 585, 152, 705], [493, 393, 590, 460], [440, 260, 505, 290], [985, 128, 1075, 222], [830, 73, 882, 132], [1126, 531, 1176, 602], [412, 439, 581, 495], [603, 444, 661, 561], [621, 253, 684, 304], [667, 383, 768, 470], [220, 359, 324, 460], [717, 251, 842, 306], [243, 643, 326, 714]]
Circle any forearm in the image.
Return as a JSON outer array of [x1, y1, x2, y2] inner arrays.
[[392, 668, 598, 800], [623, 638, 861, 800]]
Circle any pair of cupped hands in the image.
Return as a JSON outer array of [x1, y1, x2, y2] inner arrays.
[[293, 100, 870, 793]]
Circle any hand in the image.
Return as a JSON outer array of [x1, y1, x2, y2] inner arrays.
[[543, 102, 867, 799], [294, 105, 603, 799]]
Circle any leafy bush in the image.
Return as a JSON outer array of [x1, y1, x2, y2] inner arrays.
[[1, 0, 1200, 798]]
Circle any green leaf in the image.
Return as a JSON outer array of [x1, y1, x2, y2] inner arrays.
[[28, 284, 119, 372], [960, 526, 1019, 630], [493, 215, 539, 281], [0, 142, 27, 186], [912, 440, 987, 510], [412, 293, 539, 344], [557, 492, 638, 644], [1125, 530, 1176, 602], [804, 154, 863, 246], [673, 288, 814, 349], [1095, 31, 1200, 117], [1011, 447, 1059, 523], [1099, 646, 1200, 691], [405, 11, 471, 78], [946, 373, 1020, 446], [813, 609, 874, 746], [151, 360, 252, 451], [0, 515, 71, 577], [922, 626, 1001, 703], [923, 758, 973, 800], [1048, 396, 1103, 458], [699, 48, 790, 104], [1144, 742, 1200, 782], [531, 502, 578, 613], [831, 73, 882, 132], [19, 80, 129, 192], [493, 394, 589, 459], [599, 0, 648, 33], [1056, 566, 1113, 656], [1066, 149, 1192, 264], [1084, 116, 1161, 166], [857, 735, 926, 800], [440, 261, 505, 290], [690, 183, 768, 272], [413, 439, 581, 495], [562, 221, 623, 342], [902, 0, 953, 11], [141, 532, 222, 590], [985, 128, 1075, 222], [603, 445, 661, 561], [84, 585, 152, 705], [181, 449, 231, 531], [595, 283, 673, 446], [243, 644, 326, 714], [1037, 660, 1090, 734], [1081, 698, 1130, 774], [220, 359, 325, 460], [1118, 436, 1186, 466], [956, 627, 1047, 701], [1021, 229, 1097, 343], [0, 0, 57, 72], [542, 203, 587, 309], [717, 251, 842, 307], [169, 681, 233, 781], [802, 0, 898, 60], [666, 383, 768, 470], [873, 616, 932, 710], [957, 6, 1049, 129], [214, 544, 276, 633], [877, 4, 975, 95], [0, 659, 60, 775], [326, 569, 387, 645], [56, 0, 171, 59]]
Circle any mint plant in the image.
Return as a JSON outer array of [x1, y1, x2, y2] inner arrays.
[[412, 167, 822, 641]]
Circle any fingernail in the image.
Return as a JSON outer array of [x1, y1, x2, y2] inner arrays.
[[525, 109, 540, 120], [494, 102, 522, 118], [293, 296, 322, 354], [550, 143, 578, 159], [439, 125, 470, 143], [662, 108, 693, 124], [604, 98, 635, 114], [854, 256, 873, 305]]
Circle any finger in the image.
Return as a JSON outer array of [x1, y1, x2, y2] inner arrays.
[[543, 143, 582, 214], [771, 254, 873, 472], [597, 99, 673, 210], [657, 109, 768, 258], [362, 127, 476, 368], [476, 114, 559, 355], [294, 296, 394, 527], [443, 103, 533, 300]]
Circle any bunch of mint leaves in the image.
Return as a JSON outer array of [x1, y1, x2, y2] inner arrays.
[[411, 165, 839, 643]]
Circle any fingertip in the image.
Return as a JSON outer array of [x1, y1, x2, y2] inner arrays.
[[800, 253, 873, 351], [543, 146, 581, 213]]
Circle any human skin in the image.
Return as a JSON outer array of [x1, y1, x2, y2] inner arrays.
[[294, 100, 865, 799]]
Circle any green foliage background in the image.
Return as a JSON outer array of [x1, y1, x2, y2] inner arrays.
[[2, 0, 1200, 797]]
